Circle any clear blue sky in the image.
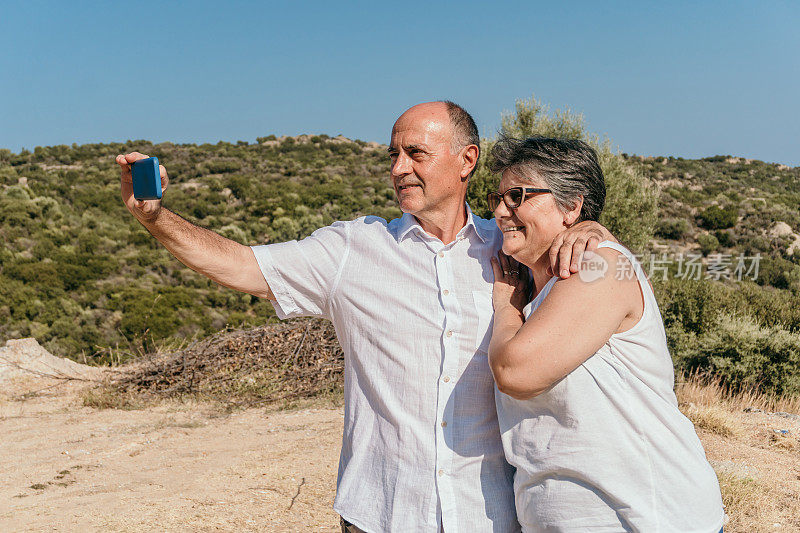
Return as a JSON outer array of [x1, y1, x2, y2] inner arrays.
[[2, 1, 798, 165]]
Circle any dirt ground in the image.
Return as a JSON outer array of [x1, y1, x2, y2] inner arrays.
[[0, 378, 343, 532], [694, 410, 800, 532], [3, 376, 800, 532]]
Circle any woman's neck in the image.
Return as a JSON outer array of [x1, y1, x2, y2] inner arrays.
[[532, 254, 554, 298], [517, 252, 554, 298]]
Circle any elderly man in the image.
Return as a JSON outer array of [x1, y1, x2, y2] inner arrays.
[[116, 101, 611, 532]]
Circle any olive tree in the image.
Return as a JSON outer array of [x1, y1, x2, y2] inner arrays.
[[468, 96, 658, 252]]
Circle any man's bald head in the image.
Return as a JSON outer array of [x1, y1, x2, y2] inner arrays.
[[395, 101, 480, 177]]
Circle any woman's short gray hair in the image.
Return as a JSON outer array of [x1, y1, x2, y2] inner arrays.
[[490, 135, 605, 222]]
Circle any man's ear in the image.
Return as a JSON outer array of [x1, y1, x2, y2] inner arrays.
[[460, 144, 479, 181], [563, 195, 584, 227]]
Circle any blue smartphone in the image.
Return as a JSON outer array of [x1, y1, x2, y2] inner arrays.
[[131, 157, 162, 200]]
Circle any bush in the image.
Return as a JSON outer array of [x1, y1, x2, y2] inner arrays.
[[756, 256, 800, 290], [270, 216, 301, 241], [219, 223, 250, 243], [698, 205, 738, 230], [659, 278, 800, 396], [198, 158, 243, 174], [656, 218, 690, 240], [658, 278, 727, 335], [5, 262, 64, 289], [468, 95, 657, 251], [697, 233, 720, 256], [4, 122, 799, 389], [681, 315, 800, 396], [731, 282, 800, 331], [714, 230, 734, 248], [226, 175, 252, 200]]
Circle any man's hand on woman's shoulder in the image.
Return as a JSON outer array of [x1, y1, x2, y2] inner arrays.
[[547, 220, 617, 279]]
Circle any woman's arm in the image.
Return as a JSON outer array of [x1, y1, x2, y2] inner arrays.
[[488, 253, 529, 372], [489, 248, 642, 400]]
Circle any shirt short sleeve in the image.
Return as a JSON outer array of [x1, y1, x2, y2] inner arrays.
[[250, 221, 350, 319]]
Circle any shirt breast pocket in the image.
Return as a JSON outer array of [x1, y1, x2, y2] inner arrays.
[[471, 290, 494, 353]]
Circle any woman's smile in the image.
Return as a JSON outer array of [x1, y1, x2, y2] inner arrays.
[[502, 225, 525, 233]]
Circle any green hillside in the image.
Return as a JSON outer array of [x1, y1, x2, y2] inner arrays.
[[635, 154, 800, 287], [0, 135, 398, 362], [2, 113, 799, 395]]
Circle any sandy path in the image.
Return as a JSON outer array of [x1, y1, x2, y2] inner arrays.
[[0, 379, 342, 532], [4, 377, 800, 532]]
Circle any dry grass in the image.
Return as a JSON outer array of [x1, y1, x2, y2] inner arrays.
[[715, 468, 800, 533], [676, 370, 800, 414], [678, 371, 800, 532], [717, 471, 760, 509], [81, 386, 145, 410], [715, 471, 772, 532], [682, 402, 743, 437]]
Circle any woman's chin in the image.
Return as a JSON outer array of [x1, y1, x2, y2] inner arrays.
[[502, 237, 546, 268], [501, 240, 522, 258]]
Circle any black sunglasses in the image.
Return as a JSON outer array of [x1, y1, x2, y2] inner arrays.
[[487, 187, 552, 211]]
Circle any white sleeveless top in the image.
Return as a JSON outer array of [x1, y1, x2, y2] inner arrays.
[[495, 242, 725, 533]]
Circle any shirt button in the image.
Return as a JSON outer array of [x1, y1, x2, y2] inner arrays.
[[438, 251, 445, 258], [443, 289, 449, 296], [446, 330, 453, 337], [441, 420, 447, 427], [438, 469, 444, 477], [443, 376, 450, 383]]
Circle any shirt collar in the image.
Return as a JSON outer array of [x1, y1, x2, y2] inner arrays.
[[396, 204, 490, 244]]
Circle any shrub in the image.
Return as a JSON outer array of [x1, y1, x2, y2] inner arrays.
[[270, 216, 301, 241], [219, 224, 250, 243], [468, 95, 657, 251], [699, 205, 738, 230], [226, 175, 251, 200], [714, 230, 734, 248], [681, 315, 800, 396], [656, 218, 690, 240], [198, 158, 243, 174], [755, 256, 800, 290], [4, 122, 799, 383], [658, 278, 727, 335], [697, 233, 720, 256], [5, 262, 64, 290]]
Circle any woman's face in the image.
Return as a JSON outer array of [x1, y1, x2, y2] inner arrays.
[[493, 169, 568, 265]]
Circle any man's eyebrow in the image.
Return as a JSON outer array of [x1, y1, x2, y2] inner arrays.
[[387, 143, 430, 154], [405, 144, 430, 152]]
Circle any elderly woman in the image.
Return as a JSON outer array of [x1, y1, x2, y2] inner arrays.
[[487, 136, 725, 532]]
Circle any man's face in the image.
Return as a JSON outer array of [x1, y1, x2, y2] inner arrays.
[[388, 103, 466, 221]]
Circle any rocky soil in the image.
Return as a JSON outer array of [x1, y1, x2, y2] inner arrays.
[[2, 339, 800, 532]]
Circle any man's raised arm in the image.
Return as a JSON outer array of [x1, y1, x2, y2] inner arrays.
[[116, 152, 273, 300]]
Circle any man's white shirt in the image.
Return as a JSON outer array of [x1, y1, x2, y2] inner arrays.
[[251, 207, 518, 532]]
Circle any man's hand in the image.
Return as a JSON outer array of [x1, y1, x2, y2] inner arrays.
[[113, 152, 273, 300], [116, 152, 168, 224], [547, 221, 617, 279]]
